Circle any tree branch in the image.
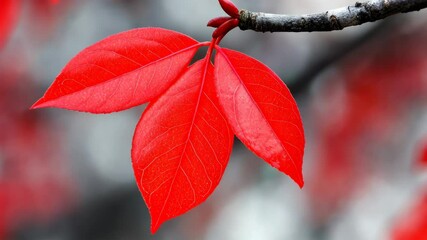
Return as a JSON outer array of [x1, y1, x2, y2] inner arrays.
[[239, 0, 427, 32]]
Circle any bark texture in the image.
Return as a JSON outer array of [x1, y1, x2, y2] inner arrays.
[[239, 0, 427, 32]]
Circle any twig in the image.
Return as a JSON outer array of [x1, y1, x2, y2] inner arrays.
[[239, 0, 427, 32]]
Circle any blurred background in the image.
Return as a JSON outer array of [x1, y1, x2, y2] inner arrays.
[[1, 0, 427, 239]]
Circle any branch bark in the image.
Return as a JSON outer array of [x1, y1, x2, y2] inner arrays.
[[239, 0, 427, 32]]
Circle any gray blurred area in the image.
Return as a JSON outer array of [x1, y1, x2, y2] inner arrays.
[[1, 0, 427, 239]]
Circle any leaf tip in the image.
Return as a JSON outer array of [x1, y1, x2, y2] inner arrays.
[[149, 216, 164, 235], [150, 224, 159, 235], [30, 98, 45, 110], [296, 176, 304, 189], [288, 164, 304, 189], [146, 205, 164, 234], [273, 159, 304, 188]]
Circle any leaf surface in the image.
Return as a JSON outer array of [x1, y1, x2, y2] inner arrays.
[[214, 47, 304, 187], [32, 28, 204, 113], [132, 59, 233, 233]]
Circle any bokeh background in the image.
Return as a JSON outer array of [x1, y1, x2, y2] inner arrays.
[[1, 0, 427, 239]]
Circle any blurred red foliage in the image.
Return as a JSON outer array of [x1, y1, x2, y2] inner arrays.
[[0, 1, 76, 238], [307, 23, 427, 225], [391, 192, 427, 240], [418, 141, 427, 167], [0, 0, 71, 49], [0, 49, 76, 239], [0, 0, 21, 49], [27, 0, 72, 40]]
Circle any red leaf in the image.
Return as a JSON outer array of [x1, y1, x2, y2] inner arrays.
[[214, 47, 304, 187], [32, 28, 205, 113], [0, 0, 21, 49], [131, 59, 233, 233]]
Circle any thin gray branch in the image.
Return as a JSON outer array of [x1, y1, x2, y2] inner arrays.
[[239, 0, 427, 32]]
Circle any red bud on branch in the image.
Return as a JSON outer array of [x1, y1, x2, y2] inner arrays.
[[218, 0, 239, 18], [212, 18, 239, 38], [207, 16, 233, 28]]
